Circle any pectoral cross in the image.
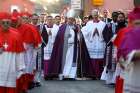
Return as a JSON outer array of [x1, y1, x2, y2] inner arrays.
[[3, 42, 8, 49]]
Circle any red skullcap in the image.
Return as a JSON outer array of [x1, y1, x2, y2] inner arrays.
[[0, 12, 11, 20]]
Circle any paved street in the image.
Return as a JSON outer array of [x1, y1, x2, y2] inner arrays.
[[29, 80, 114, 93]]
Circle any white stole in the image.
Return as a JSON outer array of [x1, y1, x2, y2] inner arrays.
[[63, 26, 77, 78], [44, 24, 60, 60]]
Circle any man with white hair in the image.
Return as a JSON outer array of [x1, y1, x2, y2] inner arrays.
[[81, 9, 111, 79]]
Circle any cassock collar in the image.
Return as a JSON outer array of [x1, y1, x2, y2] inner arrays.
[[46, 24, 53, 28]]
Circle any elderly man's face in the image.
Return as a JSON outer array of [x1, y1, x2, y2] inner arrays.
[[0, 19, 11, 31], [92, 11, 99, 19]]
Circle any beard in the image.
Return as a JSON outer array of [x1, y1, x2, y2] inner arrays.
[[117, 21, 126, 29], [118, 21, 126, 25]]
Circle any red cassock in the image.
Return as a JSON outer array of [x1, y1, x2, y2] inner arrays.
[[16, 24, 36, 92], [114, 7, 140, 93], [26, 24, 42, 48], [16, 24, 35, 44], [20, 24, 42, 92], [115, 76, 124, 93], [113, 26, 133, 60], [0, 27, 25, 52], [113, 27, 132, 93], [0, 27, 25, 93], [0, 87, 16, 93], [16, 23, 41, 93], [12, 12, 41, 93], [113, 26, 133, 48]]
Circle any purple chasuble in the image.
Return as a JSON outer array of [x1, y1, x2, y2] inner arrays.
[[47, 24, 78, 77]]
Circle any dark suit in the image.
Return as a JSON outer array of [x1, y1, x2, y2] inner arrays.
[[104, 18, 112, 24]]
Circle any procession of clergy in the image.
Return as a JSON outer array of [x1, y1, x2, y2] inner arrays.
[[0, 3, 140, 93]]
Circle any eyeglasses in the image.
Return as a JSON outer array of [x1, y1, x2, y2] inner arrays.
[[22, 17, 29, 20], [1, 21, 10, 25]]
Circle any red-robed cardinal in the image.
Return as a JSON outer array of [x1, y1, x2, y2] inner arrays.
[[0, 12, 25, 93]]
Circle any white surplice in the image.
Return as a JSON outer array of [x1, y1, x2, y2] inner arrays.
[[24, 44, 36, 74], [81, 20, 106, 59], [44, 24, 60, 60], [0, 52, 25, 87], [62, 25, 77, 78]]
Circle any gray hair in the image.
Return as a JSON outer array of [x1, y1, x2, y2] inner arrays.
[[91, 9, 100, 16]]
